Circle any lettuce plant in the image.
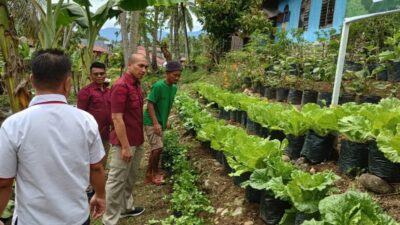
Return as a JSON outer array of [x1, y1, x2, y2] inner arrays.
[[266, 170, 340, 214], [302, 191, 398, 225], [302, 104, 339, 137], [241, 156, 297, 190], [279, 106, 310, 136]]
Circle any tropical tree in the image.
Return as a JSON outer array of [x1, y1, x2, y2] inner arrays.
[[71, 0, 120, 85], [75, 0, 185, 83], [180, 0, 196, 64], [0, 0, 31, 113], [30, 0, 89, 49], [151, 7, 160, 71], [0, 0, 185, 112], [196, 0, 272, 64], [120, 10, 141, 67], [8, 0, 40, 41]]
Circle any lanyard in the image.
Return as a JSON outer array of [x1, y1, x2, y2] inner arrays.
[[31, 101, 67, 106]]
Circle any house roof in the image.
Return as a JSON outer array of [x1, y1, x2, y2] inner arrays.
[[93, 46, 109, 53], [136, 46, 165, 66], [78, 44, 110, 54]]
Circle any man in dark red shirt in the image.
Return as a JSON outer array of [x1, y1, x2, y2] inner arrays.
[[77, 62, 111, 166], [102, 54, 148, 225]]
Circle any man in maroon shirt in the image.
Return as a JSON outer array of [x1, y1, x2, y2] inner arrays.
[[77, 62, 111, 166], [102, 54, 148, 225]]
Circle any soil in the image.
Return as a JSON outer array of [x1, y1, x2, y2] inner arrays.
[[197, 92, 400, 222], [90, 114, 266, 225], [180, 132, 265, 225], [90, 146, 172, 225]]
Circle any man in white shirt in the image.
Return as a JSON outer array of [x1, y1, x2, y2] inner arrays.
[[0, 49, 106, 225]]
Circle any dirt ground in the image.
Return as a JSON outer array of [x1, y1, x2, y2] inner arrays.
[[183, 135, 265, 225], [91, 118, 266, 225], [313, 161, 400, 222], [90, 147, 172, 225], [199, 94, 400, 223]]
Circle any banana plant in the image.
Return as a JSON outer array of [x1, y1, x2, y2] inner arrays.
[[0, 0, 29, 113], [71, 0, 120, 86], [74, 0, 185, 86]]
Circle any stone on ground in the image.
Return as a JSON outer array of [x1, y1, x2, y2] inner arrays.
[[359, 173, 394, 194]]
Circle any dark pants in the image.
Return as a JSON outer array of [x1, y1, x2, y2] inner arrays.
[[15, 217, 90, 225]]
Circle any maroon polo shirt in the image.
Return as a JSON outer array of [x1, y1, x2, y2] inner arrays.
[[77, 82, 111, 140], [109, 72, 144, 146]]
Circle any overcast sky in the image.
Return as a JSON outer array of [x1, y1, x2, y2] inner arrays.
[[84, 0, 203, 31]]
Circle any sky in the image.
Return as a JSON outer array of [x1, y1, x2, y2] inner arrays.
[[84, 0, 203, 31]]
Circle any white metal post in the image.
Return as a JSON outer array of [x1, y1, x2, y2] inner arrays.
[[330, 9, 400, 106], [331, 21, 350, 106]]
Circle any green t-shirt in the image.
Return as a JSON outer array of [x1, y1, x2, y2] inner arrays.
[[143, 80, 177, 129]]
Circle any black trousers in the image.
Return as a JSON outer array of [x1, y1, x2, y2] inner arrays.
[[15, 216, 90, 225]]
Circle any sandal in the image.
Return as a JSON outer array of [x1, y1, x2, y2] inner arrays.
[[152, 175, 165, 185], [144, 175, 165, 185]]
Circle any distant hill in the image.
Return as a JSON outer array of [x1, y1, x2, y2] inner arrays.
[[99, 27, 203, 42], [100, 28, 121, 42]]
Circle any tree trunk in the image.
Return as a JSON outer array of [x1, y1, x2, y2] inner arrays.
[[158, 22, 163, 42], [169, 12, 174, 59], [0, 0, 30, 112], [160, 42, 172, 61], [181, 3, 190, 64], [120, 11, 130, 67], [173, 5, 180, 60], [62, 24, 74, 49], [151, 7, 159, 72], [129, 11, 140, 54], [141, 19, 151, 64]]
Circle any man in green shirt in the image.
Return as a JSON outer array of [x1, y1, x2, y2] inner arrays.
[[144, 61, 182, 185]]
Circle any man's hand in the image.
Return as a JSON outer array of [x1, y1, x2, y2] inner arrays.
[[120, 147, 133, 162], [90, 193, 106, 219], [153, 123, 162, 136]]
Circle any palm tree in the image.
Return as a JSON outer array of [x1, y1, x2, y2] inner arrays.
[[150, 6, 160, 71], [172, 4, 180, 60], [163, 1, 196, 62], [180, 1, 196, 64]]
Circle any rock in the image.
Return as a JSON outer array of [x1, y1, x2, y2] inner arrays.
[[231, 207, 243, 217], [204, 179, 210, 188], [214, 161, 221, 167], [244, 221, 254, 225], [309, 167, 316, 174], [295, 157, 306, 166], [234, 197, 244, 206], [298, 163, 309, 171], [221, 208, 229, 216], [282, 155, 291, 162], [359, 173, 394, 194], [216, 208, 224, 214]]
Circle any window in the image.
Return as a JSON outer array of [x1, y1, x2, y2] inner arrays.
[[283, 5, 290, 23], [280, 5, 290, 30], [320, 0, 335, 28], [299, 0, 311, 30]]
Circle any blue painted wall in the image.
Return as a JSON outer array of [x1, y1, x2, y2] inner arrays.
[[276, 0, 347, 42]]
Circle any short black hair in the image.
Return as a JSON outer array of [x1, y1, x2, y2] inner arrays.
[[31, 49, 71, 90], [90, 61, 106, 72]]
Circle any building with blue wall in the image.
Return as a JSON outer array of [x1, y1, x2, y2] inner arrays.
[[263, 0, 347, 42]]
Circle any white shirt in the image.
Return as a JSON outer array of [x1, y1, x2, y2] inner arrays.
[[0, 94, 105, 225]]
